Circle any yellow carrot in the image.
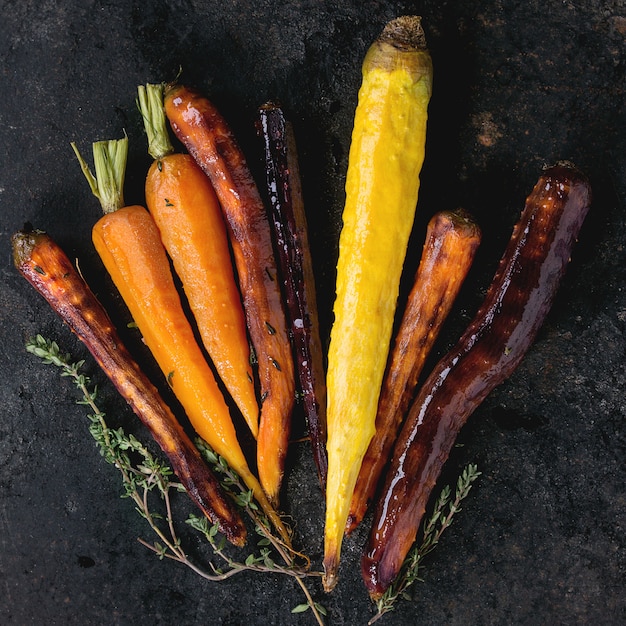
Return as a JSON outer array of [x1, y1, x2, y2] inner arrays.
[[323, 15, 433, 591]]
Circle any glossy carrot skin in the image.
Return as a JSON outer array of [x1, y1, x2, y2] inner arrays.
[[257, 103, 328, 490], [92, 206, 236, 438], [92, 205, 290, 542], [362, 165, 592, 599], [164, 85, 295, 507], [12, 229, 247, 546], [145, 153, 259, 437], [346, 209, 481, 535]]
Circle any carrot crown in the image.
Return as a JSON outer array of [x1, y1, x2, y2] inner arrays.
[[71, 136, 128, 214], [137, 83, 174, 161]]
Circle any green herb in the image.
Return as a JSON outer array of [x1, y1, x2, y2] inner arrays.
[[368, 463, 481, 624], [26, 333, 479, 626], [26, 334, 325, 625], [292, 601, 328, 617]]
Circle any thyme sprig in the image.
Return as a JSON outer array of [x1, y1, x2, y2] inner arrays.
[[27, 333, 478, 625], [26, 335, 325, 625], [368, 463, 481, 624]]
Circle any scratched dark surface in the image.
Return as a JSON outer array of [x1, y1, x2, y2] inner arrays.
[[1, 1, 625, 624]]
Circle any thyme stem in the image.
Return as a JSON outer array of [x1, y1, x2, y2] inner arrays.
[[26, 334, 325, 623], [368, 463, 481, 624], [27, 333, 477, 626]]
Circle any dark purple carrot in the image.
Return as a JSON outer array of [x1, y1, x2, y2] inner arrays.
[[346, 208, 481, 535], [362, 164, 592, 599], [257, 102, 328, 490], [12, 228, 247, 546]]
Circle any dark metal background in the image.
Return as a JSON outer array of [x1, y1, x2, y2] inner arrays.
[[1, 1, 625, 624]]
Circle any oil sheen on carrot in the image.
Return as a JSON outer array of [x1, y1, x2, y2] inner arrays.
[[139, 83, 259, 438], [362, 164, 592, 599], [323, 15, 433, 591], [345, 209, 481, 535]]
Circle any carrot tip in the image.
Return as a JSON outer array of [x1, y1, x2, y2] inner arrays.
[[322, 558, 339, 593]]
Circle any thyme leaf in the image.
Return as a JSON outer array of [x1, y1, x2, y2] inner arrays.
[[26, 334, 325, 625], [27, 334, 478, 626], [368, 463, 481, 624]]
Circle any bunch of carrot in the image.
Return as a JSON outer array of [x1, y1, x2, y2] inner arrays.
[[321, 14, 591, 600], [65, 82, 321, 544], [13, 13, 593, 610]]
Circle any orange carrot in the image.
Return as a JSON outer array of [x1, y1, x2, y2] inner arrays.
[[346, 209, 481, 535], [137, 83, 259, 438], [12, 228, 246, 546], [164, 84, 295, 507], [71, 136, 290, 542]]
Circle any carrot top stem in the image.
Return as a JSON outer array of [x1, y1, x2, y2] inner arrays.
[[137, 83, 174, 161], [71, 137, 128, 214]]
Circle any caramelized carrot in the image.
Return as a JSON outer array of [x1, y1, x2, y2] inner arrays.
[[12, 229, 246, 545], [362, 164, 592, 599], [137, 83, 259, 438], [346, 209, 481, 535], [257, 102, 328, 489], [164, 85, 295, 507], [72, 136, 290, 543]]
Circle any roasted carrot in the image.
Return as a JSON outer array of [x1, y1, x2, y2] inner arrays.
[[72, 136, 290, 543], [137, 83, 259, 438], [323, 15, 433, 591], [346, 209, 481, 535], [12, 228, 246, 545], [257, 102, 328, 490], [164, 84, 295, 507], [362, 164, 592, 599]]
